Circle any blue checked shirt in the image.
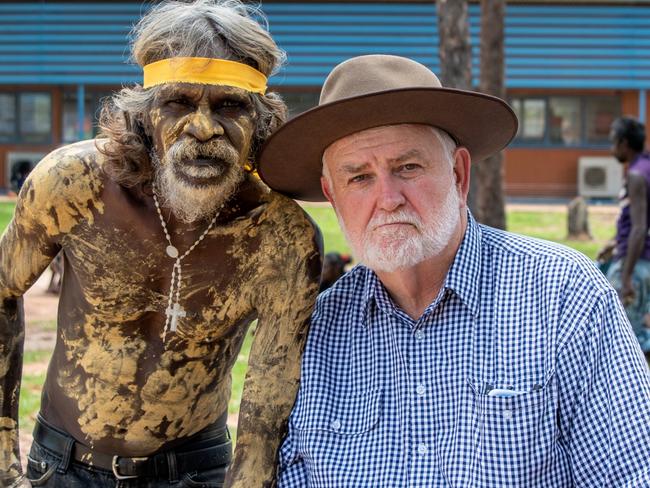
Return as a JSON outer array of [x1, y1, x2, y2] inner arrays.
[[278, 215, 650, 487]]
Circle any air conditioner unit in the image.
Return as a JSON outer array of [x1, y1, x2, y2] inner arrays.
[[577, 156, 623, 199], [5, 152, 46, 192]]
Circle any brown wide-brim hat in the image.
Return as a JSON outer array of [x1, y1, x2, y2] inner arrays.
[[258, 54, 518, 202]]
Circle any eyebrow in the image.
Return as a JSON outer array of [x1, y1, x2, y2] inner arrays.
[[157, 86, 200, 100], [339, 162, 370, 174], [390, 149, 423, 165], [337, 149, 424, 174]]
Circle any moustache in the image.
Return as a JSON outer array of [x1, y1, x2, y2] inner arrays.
[[165, 140, 240, 167], [368, 209, 423, 231]]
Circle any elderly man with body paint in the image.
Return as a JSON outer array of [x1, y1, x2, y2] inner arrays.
[[0, 1, 321, 487], [259, 55, 650, 487]]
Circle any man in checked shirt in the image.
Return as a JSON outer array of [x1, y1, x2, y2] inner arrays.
[[258, 55, 650, 487]]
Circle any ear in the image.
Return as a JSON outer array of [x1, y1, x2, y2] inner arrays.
[[320, 175, 336, 209], [452, 147, 471, 206]]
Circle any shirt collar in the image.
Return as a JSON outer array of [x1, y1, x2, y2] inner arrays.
[[359, 211, 483, 325], [361, 266, 386, 315], [443, 212, 482, 319]]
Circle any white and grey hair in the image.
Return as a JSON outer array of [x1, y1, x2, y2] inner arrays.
[[98, 0, 287, 187]]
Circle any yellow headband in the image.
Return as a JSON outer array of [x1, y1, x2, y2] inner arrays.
[[143, 57, 267, 94]]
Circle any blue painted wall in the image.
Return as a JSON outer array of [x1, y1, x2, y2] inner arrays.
[[0, 2, 648, 89]]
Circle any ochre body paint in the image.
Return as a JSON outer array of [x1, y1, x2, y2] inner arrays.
[[0, 138, 321, 487]]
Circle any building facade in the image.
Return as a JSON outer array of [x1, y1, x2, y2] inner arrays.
[[1, 1, 649, 198]]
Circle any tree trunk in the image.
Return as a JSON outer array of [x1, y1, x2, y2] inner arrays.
[[436, 0, 478, 216], [477, 0, 507, 229]]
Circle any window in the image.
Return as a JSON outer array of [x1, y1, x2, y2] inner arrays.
[[585, 98, 619, 144], [0, 94, 16, 137], [0, 92, 52, 144], [62, 89, 112, 143], [19, 94, 51, 143], [512, 98, 546, 141], [549, 97, 581, 146], [509, 95, 620, 147]]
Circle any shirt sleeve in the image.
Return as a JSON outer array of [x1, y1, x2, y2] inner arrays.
[[563, 288, 650, 487], [277, 416, 309, 487]]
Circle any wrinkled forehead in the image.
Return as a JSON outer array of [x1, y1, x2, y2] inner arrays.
[[153, 83, 252, 103], [323, 124, 444, 164]]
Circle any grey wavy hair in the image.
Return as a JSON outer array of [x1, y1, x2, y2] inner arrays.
[[98, 0, 287, 187]]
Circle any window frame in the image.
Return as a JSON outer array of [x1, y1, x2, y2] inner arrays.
[[0, 91, 53, 145], [508, 94, 620, 149], [62, 88, 112, 144]]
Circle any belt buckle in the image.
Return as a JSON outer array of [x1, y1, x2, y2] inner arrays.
[[112, 455, 148, 480]]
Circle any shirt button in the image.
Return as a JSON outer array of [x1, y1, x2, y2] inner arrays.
[[417, 443, 428, 455], [416, 384, 426, 396], [331, 420, 341, 431], [503, 410, 513, 420], [415, 330, 424, 340]]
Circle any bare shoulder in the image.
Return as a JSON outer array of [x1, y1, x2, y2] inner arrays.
[[257, 190, 321, 255], [250, 189, 322, 318], [17, 139, 107, 236]]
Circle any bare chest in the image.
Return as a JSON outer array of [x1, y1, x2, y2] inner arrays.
[[58, 210, 263, 344]]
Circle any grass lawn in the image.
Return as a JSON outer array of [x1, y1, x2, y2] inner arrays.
[[507, 208, 615, 260], [302, 206, 352, 255], [1, 198, 626, 446], [0, 201, 14, 231]]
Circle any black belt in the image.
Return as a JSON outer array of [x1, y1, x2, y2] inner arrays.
[[33, 414, 232, 481]]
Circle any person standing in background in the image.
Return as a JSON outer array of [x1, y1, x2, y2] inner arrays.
[[599, 116, 650, 357]]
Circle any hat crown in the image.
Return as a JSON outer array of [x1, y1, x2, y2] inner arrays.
[[319, 54, 442, 105]]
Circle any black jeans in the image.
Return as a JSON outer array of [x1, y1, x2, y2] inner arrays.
[[25, 422, 229, 488]]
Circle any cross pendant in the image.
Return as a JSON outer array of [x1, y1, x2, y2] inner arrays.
[[166, 302, 186, 332]]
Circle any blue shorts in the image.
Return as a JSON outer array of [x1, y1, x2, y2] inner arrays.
[[606, 258, 650, 352]]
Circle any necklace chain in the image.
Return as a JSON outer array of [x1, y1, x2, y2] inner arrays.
[[152, 192, 223, 340]]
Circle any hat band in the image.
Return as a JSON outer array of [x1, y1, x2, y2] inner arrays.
[[143, 57, 267, 94]]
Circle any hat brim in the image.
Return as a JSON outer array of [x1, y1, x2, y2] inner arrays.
[[258, 87, 518, 202]]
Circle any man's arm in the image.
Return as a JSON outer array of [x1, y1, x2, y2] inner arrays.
[[0, 147, 101, 486], [620, 172, 647, 305], [563, 288, 650, 486], [0, 183, 61, 485], [225, 210, 322, 488]]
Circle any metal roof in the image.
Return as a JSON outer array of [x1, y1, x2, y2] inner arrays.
[[1, 2, 649, 89]]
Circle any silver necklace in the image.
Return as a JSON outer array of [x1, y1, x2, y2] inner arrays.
[[152, 192, 222, 340]]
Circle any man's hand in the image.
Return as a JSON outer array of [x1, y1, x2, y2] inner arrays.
[[621, 277, 636, 306], [597, 240, 616, 263], [5, 474, 31, 488]]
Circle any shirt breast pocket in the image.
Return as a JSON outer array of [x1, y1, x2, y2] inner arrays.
[[294, 387, 382, 434], [292, 388, 383, 481], [464, 375, 559, 486]]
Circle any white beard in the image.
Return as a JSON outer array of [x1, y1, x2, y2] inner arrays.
[[153, 141, 245, 223], [339, 186, 461, 273]]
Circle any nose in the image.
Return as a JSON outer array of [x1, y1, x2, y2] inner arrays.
[[376, 174, 406, 212], [184, 106, 224, 142]]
